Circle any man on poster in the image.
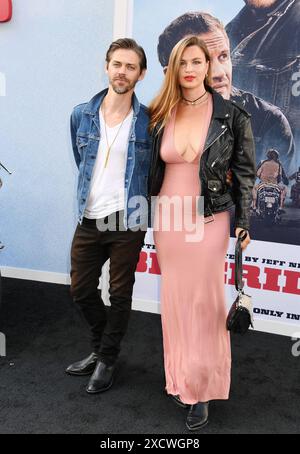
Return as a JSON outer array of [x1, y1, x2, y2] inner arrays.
[[157, 11, 296, 175], [226, 0, 300, 158]]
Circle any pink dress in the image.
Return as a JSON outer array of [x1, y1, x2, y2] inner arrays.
[[153, 94, 231, 405]]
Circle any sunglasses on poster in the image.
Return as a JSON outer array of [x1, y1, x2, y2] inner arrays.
[[0, 0, 12, 22]]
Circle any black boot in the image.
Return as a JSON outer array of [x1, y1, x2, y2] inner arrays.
[[65, 352, 98, 376], [186, 402, 209, 431], [170, 394, 190, 409], [86, 360, 115, 394]]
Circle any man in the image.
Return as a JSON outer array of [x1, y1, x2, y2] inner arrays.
[[226, 0, 300, 156], [289, 166, 300, 206], [66, 39, 151, 394], [252, 148, 289, 213], [157, 11, 296, 174]]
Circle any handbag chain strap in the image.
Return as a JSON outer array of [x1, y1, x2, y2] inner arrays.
[[234, 230, 248, 292]]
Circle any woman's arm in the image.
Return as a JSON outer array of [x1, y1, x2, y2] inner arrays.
[[231, 112, 256, 249]]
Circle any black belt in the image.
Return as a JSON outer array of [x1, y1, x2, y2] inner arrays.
[[82, 210, 124, 227]]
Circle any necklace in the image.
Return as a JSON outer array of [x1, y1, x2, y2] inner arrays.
[[181, 90, 207, 106], [102, 101, 132, 168]]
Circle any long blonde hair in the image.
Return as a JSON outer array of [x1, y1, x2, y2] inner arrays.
[[149, 36, 212, 133]]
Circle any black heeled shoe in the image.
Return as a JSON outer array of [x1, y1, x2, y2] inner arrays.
[[186, 402, 209, 430], [170, 394, 190, 409]]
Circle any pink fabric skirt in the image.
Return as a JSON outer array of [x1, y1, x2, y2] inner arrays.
[[153, 99, 231, 404]]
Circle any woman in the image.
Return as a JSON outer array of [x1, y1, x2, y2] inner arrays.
[[148, 36, 256, 431]]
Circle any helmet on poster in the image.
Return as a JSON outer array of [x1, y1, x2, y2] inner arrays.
[[266, 148, 280, 161]]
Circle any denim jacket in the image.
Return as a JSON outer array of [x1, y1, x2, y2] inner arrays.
[[70, 89, 152, 228]]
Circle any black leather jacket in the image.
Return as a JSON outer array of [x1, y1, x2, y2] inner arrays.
[[231, 87, 295, 175], [226, 0, 300, 137], [148, 88, 256, 231]]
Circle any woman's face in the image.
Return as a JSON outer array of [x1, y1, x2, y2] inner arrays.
[[178, 45, 209, 91]]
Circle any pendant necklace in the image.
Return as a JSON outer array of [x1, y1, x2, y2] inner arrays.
[[102, 102, 132, 168]]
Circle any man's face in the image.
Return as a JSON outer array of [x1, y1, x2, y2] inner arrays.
[[199, 30, 232, 100], [244, 0, 278, 8], [106, 49, 145, 95]]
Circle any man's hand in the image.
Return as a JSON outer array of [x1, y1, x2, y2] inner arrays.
[[235, 227, 251, 251]]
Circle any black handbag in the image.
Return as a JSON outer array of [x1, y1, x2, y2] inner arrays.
[[226, 230, 254, 335]]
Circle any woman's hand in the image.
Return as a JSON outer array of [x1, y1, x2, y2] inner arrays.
[[226, 169, 233, 187], [235, 227, 251, 251]]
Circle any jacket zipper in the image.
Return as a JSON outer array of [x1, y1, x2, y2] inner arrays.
[[211, 142, 230, 168], [203, 127, 228, 155]]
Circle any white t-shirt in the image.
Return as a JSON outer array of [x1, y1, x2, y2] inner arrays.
[[84, 108, 133, 219]]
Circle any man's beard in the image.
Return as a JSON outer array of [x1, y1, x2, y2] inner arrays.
[[110, 78, 137, 94], [245, 0, 278, 8]]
